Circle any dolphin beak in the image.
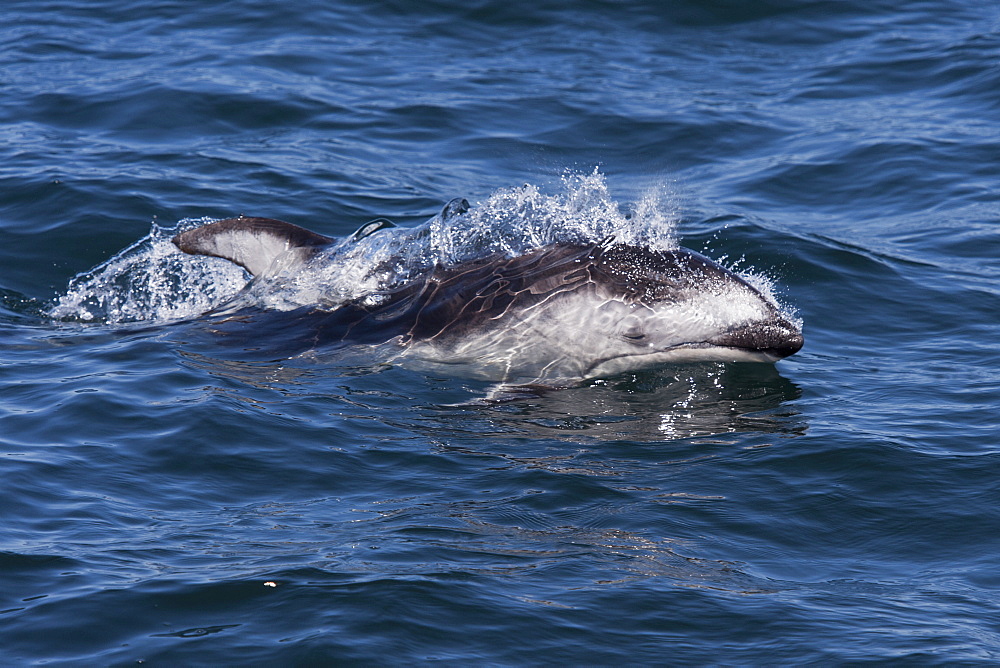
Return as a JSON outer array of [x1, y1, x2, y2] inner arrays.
[[708, 319, 804, 360], [768, 330, 804, 359]]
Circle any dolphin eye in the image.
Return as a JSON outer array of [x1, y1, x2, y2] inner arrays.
[[622, 329, 646, 342], [618, 312, 648, 343]]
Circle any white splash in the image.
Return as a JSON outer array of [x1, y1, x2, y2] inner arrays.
[[49, 219, 249, 324], [427, 169, 679, 265]]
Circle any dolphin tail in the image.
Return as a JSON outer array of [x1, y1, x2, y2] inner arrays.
[[172, 217, 334, 277]]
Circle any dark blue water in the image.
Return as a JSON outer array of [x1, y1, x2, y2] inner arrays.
[[3, 0, 1000, 663]]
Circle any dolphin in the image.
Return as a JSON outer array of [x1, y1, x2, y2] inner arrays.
[[172, 204, 803, 386]]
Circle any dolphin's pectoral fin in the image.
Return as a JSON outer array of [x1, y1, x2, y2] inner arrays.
[[172, 217, 334, 277], [448, 382, 558, 406]]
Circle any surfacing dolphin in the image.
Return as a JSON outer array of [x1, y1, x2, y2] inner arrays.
[[172, 202, 803, 388]]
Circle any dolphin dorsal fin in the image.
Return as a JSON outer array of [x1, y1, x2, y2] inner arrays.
[[172, 216, 334, 277]]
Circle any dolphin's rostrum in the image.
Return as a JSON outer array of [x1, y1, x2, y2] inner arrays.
[[172, 202, 802, 386]]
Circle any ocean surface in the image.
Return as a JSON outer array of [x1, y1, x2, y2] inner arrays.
[[2, 0, 999, 664]]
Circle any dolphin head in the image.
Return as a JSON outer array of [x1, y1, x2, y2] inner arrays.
[[576, 243, 803, 378]]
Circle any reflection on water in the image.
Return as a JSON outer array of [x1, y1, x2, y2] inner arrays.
[[486, 363, 804, 443]]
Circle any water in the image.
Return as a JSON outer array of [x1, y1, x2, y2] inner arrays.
[[2, 0, 999, 663]]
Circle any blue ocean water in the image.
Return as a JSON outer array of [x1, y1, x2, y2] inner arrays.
[[2, 0, 1000, 663]]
